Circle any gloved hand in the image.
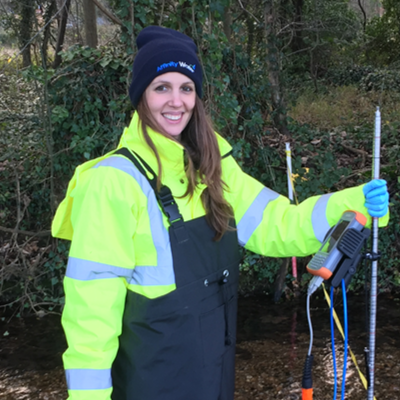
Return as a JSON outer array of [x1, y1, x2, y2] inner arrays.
[[363, 179, 389, 218]]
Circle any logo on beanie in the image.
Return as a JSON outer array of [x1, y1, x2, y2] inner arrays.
[[179, 62, 196, 73], [157, 61, 196, 73]]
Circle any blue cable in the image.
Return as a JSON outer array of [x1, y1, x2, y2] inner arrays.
[[330, 286, 337, 400], [341, 279, 348, 400]]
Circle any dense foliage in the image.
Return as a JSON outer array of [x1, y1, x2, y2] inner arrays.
[[1, 0, 400, 315]]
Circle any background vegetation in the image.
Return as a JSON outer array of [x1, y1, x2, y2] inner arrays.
[[1, 0, 399, 315]]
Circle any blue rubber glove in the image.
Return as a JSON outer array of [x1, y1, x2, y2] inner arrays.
[[363, 179, 389, 218]]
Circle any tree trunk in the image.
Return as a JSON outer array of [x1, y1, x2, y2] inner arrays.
[[274, 258, 290, 302], [19, 0, 35, 68], [265, 0, 291, 301], [52, 0, 72, 69], [42, 0, 57, 67], [264, 0, 290, 136], [223, 3, 232, 43], [83, 0, 98, 48], [130, 3, 136, 54], [291, 0, 304, 53], [246, 12, 254, 58]]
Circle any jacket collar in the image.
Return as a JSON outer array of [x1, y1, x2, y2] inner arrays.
[[119, 112, 185, 176], [118, 112, 233, 178]]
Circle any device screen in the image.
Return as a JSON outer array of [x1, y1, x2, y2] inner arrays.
[[320, 220, 350, 253]]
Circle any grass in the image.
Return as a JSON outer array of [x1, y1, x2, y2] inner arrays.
[[288, 85, 400, 130], [0, 44, 20, 72]]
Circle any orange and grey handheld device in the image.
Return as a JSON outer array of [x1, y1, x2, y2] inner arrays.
[[307, 210, 370, 294]]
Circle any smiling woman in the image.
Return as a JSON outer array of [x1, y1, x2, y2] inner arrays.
[[144, 73, 196, 139], [51, 25, 389, 400]]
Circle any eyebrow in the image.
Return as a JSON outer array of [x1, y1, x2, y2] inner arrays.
[[152, 80, 194, 86]]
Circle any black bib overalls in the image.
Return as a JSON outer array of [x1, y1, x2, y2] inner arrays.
[[111, 148, 241, 400]]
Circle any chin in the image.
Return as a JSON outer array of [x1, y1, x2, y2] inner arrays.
[[162, 124, 186, 137], [166, 131, 183, 137]]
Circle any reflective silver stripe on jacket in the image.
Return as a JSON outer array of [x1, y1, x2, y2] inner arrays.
[[66, 257, 134, 281], [311, 193, 333, 243], [93, 156, 175, 286], [65, 368, 112, 390], [237, 187, 280, 246]]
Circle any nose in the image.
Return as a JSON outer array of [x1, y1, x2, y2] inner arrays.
[[168, 89, 183, 107]]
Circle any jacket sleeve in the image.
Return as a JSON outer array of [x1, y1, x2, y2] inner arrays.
[[223, 155, 389, 257], [59, 164, 140, 400]]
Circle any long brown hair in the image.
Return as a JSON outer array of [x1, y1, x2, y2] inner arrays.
[[137, 95, 234, 241]]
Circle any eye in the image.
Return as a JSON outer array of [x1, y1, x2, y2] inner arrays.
[[154, 85, 168, 92], [181, 85, 194, 93]]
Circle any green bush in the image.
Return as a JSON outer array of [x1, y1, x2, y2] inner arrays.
[[1, 0, 400, 314], [48, 46, 133, 179], [365, 0, 400, 66], [360, 69, 400, 92], [325, 65, 375, 87]]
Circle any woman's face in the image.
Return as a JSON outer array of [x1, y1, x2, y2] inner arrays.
[[144, 72, 196, 139]]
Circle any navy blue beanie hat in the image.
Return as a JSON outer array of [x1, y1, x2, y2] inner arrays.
[[129, 26, 203, 108]]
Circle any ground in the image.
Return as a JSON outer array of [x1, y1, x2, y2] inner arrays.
[[0, 293, 399, 399]]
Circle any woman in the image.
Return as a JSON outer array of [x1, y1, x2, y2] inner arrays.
[[52, 26, 389, 400]]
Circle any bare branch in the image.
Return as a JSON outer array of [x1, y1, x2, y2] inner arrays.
[[341, 141, 367, 168], [0, 226, 52, 237], [237, 0, 260, 24], [358, 0, 367, 33], [91, 0, 123, 26], [159, 0, 165, 26], [8, 0, 70, 65]]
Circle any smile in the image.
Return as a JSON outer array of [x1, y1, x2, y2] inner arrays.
[[163, 113, 183, 121]]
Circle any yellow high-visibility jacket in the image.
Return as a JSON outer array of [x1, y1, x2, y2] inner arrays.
[[52, 112, 388, 400]]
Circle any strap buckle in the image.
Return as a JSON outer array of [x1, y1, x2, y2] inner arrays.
[[157, 186, 183, 224]]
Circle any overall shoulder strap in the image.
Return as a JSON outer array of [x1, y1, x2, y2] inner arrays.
[[222, 150, 233, 159], [113, 148, 188, 243], [114, 147, 157, 191]]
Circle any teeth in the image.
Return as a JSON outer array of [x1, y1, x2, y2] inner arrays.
[[164, 114, 181, 121]]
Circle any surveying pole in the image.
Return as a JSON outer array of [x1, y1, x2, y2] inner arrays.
[[367, 107, 381, 400]]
